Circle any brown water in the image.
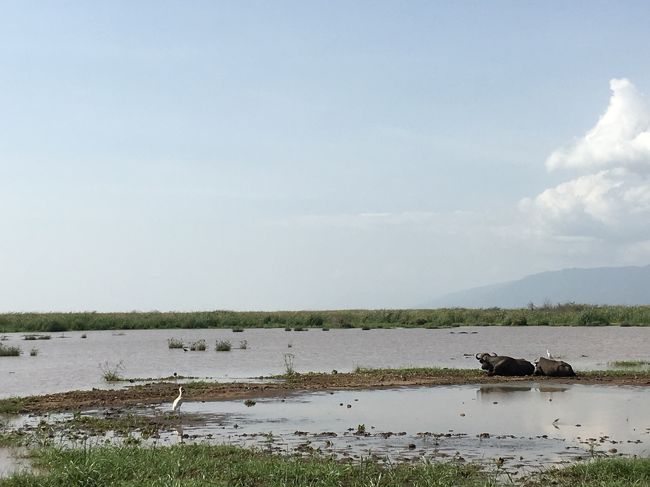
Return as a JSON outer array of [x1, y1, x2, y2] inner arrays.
[[1, 326, 649, 398]]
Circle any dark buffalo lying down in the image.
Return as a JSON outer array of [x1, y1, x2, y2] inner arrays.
[[534, 356, 576, 377], [475, 352, 534, 376]]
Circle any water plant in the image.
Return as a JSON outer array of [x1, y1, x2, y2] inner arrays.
[[189, 339, 207, 351], [0, 343, 21, 356], [100, 360, 125, 382], [23, 334, 51, 340], [215, 340, 231, 352], [283, 352, 296, 376], [244, 399, 256, 407], [167, 338, 184, 349], [29, 347, 39, 357], [239, 340, 248, 350], [608, 360, 650, 368], [232, 326, 244, 332]]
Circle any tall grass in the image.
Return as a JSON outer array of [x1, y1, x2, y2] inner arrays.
[[0, 344, 21, 356], [2, 304, 650, 333], [167, 338, 184, 349], [215, 340, 231, 352]]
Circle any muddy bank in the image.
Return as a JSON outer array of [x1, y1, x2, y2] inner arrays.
[[10, 370, 650, 413]]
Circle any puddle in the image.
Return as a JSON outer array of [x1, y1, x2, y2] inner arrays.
[[5, 383, 649, 476], [0, 447, 30, 479]]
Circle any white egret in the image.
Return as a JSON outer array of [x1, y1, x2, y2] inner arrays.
[[172, 386, 184, 415], [546, 349, 552, 359]]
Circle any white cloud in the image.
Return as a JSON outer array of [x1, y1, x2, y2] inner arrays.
[[522, 79, 650, 241], [546, 78, 650, 172]]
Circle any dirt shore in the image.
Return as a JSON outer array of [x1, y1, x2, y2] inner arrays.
[[10, 370, 650, 414]]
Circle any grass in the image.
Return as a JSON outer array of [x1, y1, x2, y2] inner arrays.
[[1, 444, 649, 486], [529, 458, 650, 486], [22, 334, 51, 340], [215, 340, 232, 351], [100, 360, 125, 382], [283, 353, 296, 376], [167, 337, 184, 349], [0, 305, 649, 334], [239, 339, 248, 349], [29, 347, 38, 356], [189, 339, 207, 351], [352, 366, 485, 379], [0, 397, 24, 414], [608, 360, 650, 368], [0, 444, 495, 487], [0, 343, 21, 356]]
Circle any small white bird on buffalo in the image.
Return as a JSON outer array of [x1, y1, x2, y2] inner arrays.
[[172, 386, 184, 415]]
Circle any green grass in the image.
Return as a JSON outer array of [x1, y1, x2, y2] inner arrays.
[[215, 340, 232, 351], [530, 458, 650, 486], [0, 397, 24, 414], [189, 339, 207, 351], [100, 360, 125, 382], [608, 360, 650, 368], [0, 444, 495, 487], [167, 337, 185, 349], [2, 305, 650, 333], [0, 343, 21, 356], [1, 445, 649, 486], [352, 366, 484, 378]]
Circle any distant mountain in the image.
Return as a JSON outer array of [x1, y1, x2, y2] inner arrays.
[[425, 265, 650, 308]]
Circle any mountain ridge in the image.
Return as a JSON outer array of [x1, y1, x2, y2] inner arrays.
[[425, 265, 650, 308]]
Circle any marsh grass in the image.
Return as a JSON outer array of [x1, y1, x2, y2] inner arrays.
[[0, 444, 497, 487], [0, 397, 24, 414], [22, 334, 51, 340], [0, 343, 21, 356], [167, 338, 184, 349], [353, 366, 484, 379], [215, 340, 231, 352], [100, 360, 125, 382], [29, 347, 38, 357], [608, 360, 650, 368], [531, 458, 650, 487], [232, 326, 244, 332], [239, 339, 248, 349], [189, 339, 207, 351], [283, 353, 296, 376]]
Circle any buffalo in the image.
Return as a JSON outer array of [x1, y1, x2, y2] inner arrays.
[[534, 356, 576, 377], [475, 352, 535, 376]]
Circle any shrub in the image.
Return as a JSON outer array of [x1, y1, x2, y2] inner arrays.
[[189, 339, 207, 351], [215, 340, 232, 352], [167, 338, 184, 349], [100, 361, 125, 381], [0, 344, 21, 356]]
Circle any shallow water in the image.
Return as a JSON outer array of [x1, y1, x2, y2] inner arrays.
[[1, 326, 649, 398], [5, 382, 646, 477], [158, 383, 650, 471]]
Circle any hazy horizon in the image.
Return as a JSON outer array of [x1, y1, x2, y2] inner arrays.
[[2, 2, 650, 312]]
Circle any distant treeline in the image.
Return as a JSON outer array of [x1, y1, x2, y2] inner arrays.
[[1, 304, 650, 333]]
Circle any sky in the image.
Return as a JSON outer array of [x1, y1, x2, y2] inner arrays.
[[2, 1, 650, 311]]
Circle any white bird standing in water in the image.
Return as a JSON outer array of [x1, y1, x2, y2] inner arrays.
[[546, 349, 553, 359], [172, 386, 184, 415]]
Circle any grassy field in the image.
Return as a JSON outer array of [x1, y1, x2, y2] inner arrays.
[[2, 304, 650, 332], [0, 444, 648, 487]]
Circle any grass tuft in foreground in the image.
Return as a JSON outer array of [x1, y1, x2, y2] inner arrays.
[[528, 458, 650, 486]]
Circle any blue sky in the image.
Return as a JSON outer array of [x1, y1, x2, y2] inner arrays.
[[2, 1, 650, 311]]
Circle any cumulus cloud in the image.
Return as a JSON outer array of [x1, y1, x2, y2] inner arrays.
[[522, 79, 650, 241], [546, 78, 650, 172]]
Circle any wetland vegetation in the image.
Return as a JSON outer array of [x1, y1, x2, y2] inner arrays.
[[0, 441, 648, 486], [3, 304, 650, 333]]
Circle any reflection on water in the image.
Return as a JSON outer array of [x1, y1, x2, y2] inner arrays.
[[1, 326, 650, 397], [152, 383, 650, 470], [3, 383, 649, 475]]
